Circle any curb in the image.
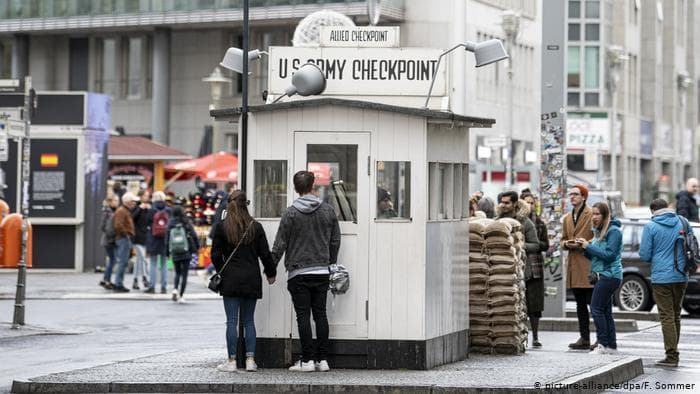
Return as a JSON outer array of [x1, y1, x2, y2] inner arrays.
[[10, 357, 644, 393], [566, 310, 659, 322], [538, 318, 639, 332]]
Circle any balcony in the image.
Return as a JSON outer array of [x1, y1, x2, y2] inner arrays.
[[0, 0, 405, 32]]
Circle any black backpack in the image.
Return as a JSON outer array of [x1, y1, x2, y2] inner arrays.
[[674, 216, 700, 274]]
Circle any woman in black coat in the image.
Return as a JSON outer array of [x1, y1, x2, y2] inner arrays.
[[165, 205, 199, 302], [211, 190, 276, 373]]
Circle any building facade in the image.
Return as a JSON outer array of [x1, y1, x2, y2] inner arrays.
[[0, 0, 542, 197], [566, 0, 698, 205]]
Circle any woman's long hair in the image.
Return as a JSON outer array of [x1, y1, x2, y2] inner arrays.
[[592, 201, 611, 240], [222, 190, 255, 245]]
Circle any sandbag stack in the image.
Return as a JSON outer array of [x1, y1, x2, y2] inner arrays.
[[468, 218, 493, 354], [468, 217, 528, 355]]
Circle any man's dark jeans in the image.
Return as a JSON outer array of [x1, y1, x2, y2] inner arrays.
[[288, 274, 330, 362], [572, 288, 593, 341]]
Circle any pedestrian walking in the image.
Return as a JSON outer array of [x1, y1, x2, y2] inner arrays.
[[520, 189, 549, 347], [577, 202, 622, 355], [211, 190, 276, 372], [639, 198, 692, 367], [113, 192, 137, 292], [145, 191, 171, 294], [165, 205, 200, 303], [561, 184, 595, 350], [130, 189, 151, 290], [675, 178, 699, 223], [99, 195, 119, 290], [271, 171, 341, 373]]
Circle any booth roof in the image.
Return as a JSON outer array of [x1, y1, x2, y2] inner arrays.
[[108, 136, 192, 161], [210, 98, 495, 128]]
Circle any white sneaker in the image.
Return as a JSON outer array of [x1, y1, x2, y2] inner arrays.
[[604, 347, 619, 355], [171, 289, 179, 302], [589, 344, 608, 354], [216, 360, 237, 372], [315, 360, 330, 372], [289, 360, 315, 372], [246, 357, 258, 372], [178, 296, 187, 303]]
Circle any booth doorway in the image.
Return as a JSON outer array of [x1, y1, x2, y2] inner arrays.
[[294, 132, 370, 338]]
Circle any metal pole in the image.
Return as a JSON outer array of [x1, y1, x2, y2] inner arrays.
[[423, 44, 465, 109], [610, 80, 617, 191], [505, 45, 514, 190], [237, 0, 249, 367], [12, 76, 32, 328]]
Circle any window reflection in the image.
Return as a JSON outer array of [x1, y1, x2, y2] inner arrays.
[[307, 144, 357, 222]]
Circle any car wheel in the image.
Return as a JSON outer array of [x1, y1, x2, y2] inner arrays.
[[682, 302, 700, 316], [616, 275, 651, 311]]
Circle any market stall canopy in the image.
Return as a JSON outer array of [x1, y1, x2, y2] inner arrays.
[[164, 151, 238, 183], [108, 136, 192, 162]]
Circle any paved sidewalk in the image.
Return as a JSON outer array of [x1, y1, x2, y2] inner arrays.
[[0, 271, 216, 301], [12, 348, 643, 393]]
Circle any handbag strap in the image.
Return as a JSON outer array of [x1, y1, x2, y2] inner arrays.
[[217, 221, 254, 276]]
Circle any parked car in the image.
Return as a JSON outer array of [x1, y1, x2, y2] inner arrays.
[[615, 218, 700, 315]]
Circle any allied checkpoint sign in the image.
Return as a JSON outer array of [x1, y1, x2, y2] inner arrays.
[[268, 46, 446, 97]]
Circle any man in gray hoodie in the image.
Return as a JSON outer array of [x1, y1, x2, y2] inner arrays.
[[272, 170, 341, 373]]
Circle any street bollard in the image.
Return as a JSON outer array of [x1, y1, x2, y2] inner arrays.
[[1, 213, 33, 328]]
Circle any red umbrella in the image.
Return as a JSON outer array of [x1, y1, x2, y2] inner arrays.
[[164, 151, 238, 183]]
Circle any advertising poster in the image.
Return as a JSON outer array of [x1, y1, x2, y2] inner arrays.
[[29, 139, 78, 218]]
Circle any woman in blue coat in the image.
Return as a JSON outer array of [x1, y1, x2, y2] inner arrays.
[[577, 201, 623, 354]]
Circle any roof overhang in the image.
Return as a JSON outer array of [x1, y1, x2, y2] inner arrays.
[[211, 98, 495, 129]]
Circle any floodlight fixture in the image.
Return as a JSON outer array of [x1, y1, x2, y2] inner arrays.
[[219, 47, 267, 74], [423, 39, 509, 108], [272, 63, 327, 103]]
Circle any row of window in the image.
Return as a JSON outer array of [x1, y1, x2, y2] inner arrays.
[[95, 36, 151, 99], [0, 0, 371, 19], [252, 159, 468, 222]]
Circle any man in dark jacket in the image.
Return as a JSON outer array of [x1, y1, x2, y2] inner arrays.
[[675, 178, 699, 223], [130, 189, 151, 290], [272, 171, 341, 373], [145, 191, 171, 294]]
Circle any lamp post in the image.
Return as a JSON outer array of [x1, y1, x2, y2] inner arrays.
[[202, 67, 231, 154], [423, 39, 509, 109], [607, 45, 627, 191], [502, 10, 520, 190]]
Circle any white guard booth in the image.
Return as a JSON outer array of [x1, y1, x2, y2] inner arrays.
[[212, 98, 494, 369]]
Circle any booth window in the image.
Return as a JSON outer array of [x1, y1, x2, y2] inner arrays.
[[307, 144, 357, 223], [376, 161, 411, 220], [429, 162, 455, 220], [253, 160, 287, 218]]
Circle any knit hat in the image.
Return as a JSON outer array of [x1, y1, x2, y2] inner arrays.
[[573, 184, 589, 199]]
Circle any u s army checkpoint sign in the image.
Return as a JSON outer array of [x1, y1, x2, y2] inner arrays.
[[268, 46, 446, 97]]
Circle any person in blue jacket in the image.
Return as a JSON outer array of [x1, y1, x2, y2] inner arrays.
[[577, 201, 623, 355], [639, 198, 691, 367]]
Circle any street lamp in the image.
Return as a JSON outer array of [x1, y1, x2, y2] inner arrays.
[[607, 45, 627, 192], [202, 67, 231, 154], [501, 9, 520, 190], [423, 39, 508, 109]]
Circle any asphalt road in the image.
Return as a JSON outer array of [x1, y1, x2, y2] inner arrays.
[[0, 297, 226, 393], [2, 273, 700, 393]]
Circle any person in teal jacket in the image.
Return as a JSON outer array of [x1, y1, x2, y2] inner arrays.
[[577, 202, 623, 355], [639, 198, 691, 367]]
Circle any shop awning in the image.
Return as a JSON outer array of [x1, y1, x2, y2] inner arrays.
[[164, 151, 238, 183], [108, 136, 191, 162]]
